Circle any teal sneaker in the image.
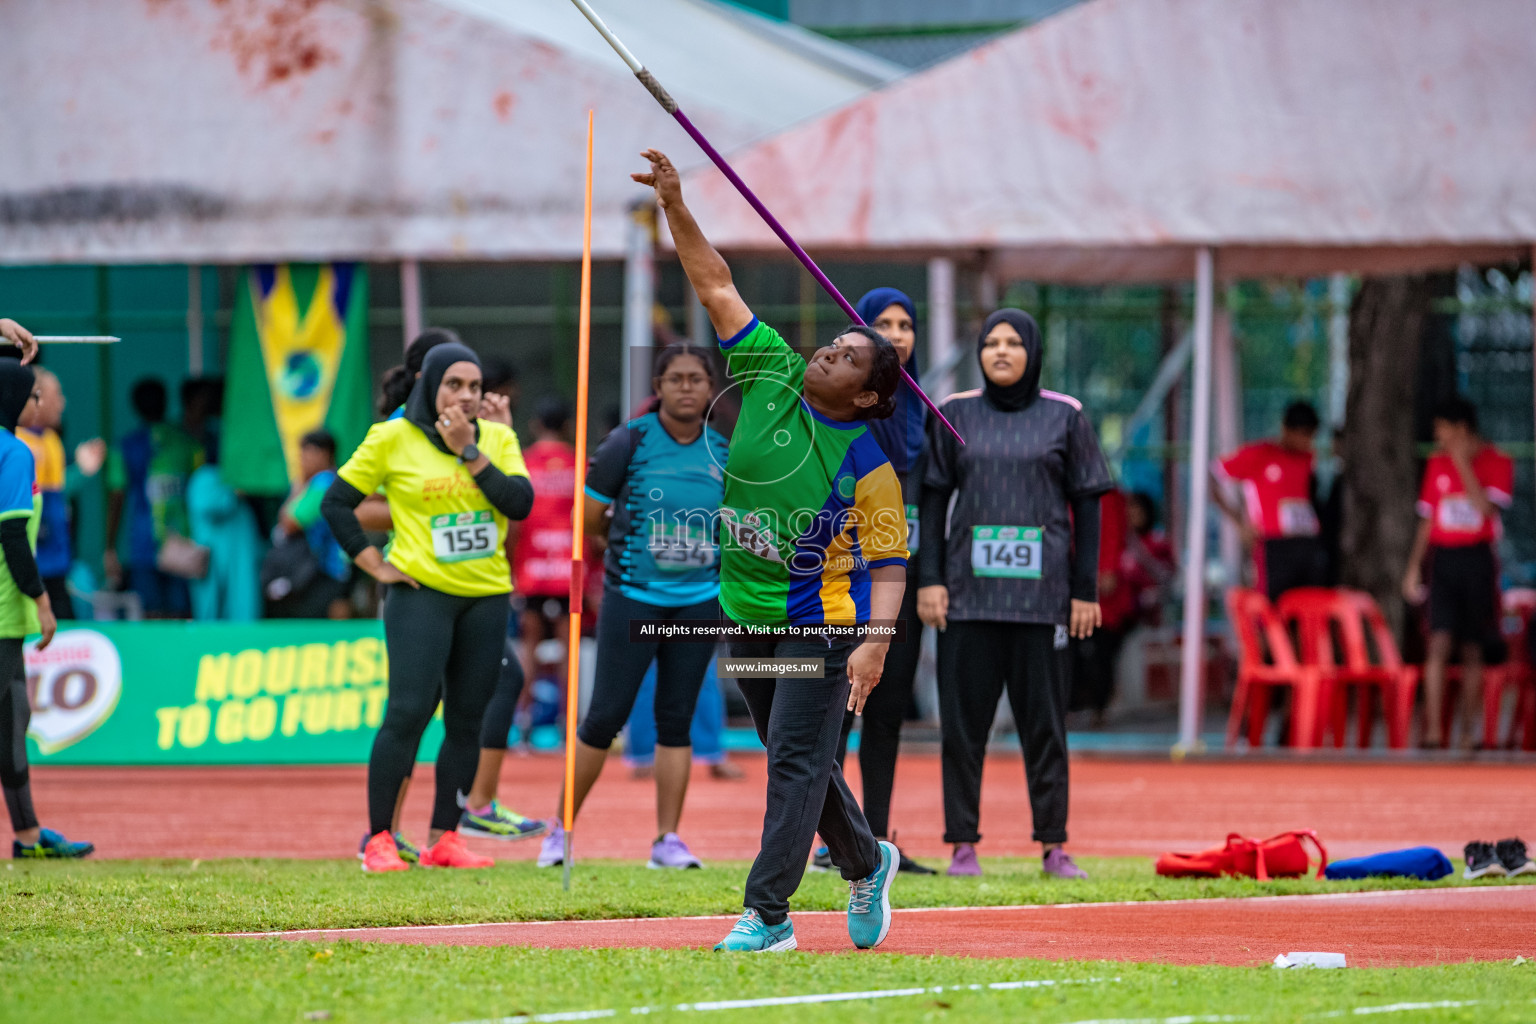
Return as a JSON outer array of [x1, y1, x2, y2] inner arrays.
[[13, 827, 94, 860], [713, 910, 796, 952], [847, 840, 897, 949], [357, 831, 421, 865], [459, 801, 548, 842]]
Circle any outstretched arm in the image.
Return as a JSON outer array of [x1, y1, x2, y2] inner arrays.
[[632, 149, 752, 340]]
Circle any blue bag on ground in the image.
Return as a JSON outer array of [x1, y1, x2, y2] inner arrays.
[[1323, 846, 1452, 880]]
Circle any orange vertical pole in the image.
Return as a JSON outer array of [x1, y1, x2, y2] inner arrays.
[[562, 110, 594, 890]]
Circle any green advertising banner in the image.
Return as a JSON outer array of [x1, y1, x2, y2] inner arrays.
[[24, 622, 445, 766]]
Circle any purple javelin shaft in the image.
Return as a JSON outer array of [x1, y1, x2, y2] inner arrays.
[[668, 108, 963, 445]]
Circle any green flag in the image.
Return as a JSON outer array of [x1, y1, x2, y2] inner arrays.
[[222, 263, 372, 495]]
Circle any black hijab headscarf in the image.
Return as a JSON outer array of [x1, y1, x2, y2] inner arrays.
[[404, 342, 482, 455], [0, 361, 36, 433], [856, 287, 923, 473], [977, 308, 1042, 413]]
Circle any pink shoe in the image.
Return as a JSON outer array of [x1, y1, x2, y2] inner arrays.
[[1043, 847, 1088, 879], [947, 843, 981, 876]]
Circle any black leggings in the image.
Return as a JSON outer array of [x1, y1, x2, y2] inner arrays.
[[0, 639, 38, 833], [938, 620, 1071, 846], [480, 633, 525, 751], [371, 584, 509, 835], [835, 583, 921, 839], [576, 589, 719, 750]]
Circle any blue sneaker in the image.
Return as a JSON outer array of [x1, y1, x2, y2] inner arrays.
[[459, 800, 548, 842], [713, 909, 796, 952], [847, 840, 897, 949], [13, 827, 94, 860]]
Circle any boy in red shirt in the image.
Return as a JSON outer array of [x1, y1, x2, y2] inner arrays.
[[1402, 396, 1513, 749], [1212, 401, 1325, 600]]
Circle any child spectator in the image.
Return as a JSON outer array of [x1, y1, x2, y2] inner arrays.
[[1402, 396, 1513, 750]]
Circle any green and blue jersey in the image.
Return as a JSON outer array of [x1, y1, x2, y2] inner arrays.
[[716, 319, 907, 627]]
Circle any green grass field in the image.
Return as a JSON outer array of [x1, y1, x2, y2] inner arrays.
[[5, 858, 1531, 1024]]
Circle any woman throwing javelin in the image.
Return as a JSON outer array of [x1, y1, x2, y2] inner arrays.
[[537, 342, 729, 870], [918, 309, 1112, 879], [324, 343, 535, 872], [635, 149, 906, 953]]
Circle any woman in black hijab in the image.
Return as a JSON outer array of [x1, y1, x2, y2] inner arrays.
[[0, 356, 94, 858], [323, 344, 537, 871], [917, 309, 1112, 879]]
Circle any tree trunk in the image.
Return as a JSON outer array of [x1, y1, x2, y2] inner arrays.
[[1338, 275, 1433, 639]]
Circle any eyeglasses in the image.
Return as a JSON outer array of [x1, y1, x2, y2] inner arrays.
[[660, 374, 709, 388]]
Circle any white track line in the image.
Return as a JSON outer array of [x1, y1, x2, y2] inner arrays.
[[225, 885, 1517, 939], [452, 978, 1118, 1024], [1063, 1000, 1507, 1024]]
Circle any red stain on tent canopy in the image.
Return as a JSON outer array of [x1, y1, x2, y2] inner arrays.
[[158, 0, 340, 86]]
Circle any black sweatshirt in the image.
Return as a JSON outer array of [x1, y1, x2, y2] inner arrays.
[[919, 389, 1112, 626]]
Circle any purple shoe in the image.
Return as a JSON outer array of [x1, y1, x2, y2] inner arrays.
[[537, 820, 566, 868], [1043, 848, 1088, 879], [947, 843, 981, 876], [648, 832, 703, 870]]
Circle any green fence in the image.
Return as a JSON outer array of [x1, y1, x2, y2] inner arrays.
[[25, 621, 445, 766]]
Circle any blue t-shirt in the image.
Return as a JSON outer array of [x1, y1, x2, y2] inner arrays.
[[585, 413, 728, 608], [290, 469, 350, 583], [0, 432, 41, 637]]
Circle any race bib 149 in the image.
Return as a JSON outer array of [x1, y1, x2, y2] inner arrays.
[[971, 525, 1042, 579]]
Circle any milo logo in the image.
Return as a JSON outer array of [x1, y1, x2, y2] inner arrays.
[[24, 630, 122, 754]]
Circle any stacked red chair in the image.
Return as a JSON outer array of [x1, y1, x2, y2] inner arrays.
[[1224, 588, 1326, 749], [1277, 588, 1418, 750]]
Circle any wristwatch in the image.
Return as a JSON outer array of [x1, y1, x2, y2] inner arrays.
[[458, 442, 480, 464]]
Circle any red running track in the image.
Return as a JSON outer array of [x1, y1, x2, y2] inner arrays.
[[245, 887, 1536, 967], [29, 754, 1536, 862]]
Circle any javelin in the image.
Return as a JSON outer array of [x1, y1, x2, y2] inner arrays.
[[562, 109, 596, 892], [33, 336, 120, 343], [566, 0, 964, 445]]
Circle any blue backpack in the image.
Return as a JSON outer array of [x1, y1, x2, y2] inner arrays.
[[1323, 846, 1452, 881]]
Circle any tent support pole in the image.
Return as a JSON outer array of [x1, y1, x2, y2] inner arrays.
[[927, 257, 957, 399], [1177, 246, 1216, 754], [400, 260, 423, 351], [1213, 302, 1241, 587], [623, 200, 656, 418]]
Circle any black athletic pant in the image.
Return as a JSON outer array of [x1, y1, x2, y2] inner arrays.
[[577, 589, 719, 750], [370, 584, 508, 835], [480, 632, 524, 751], [834, 583, 921, 839], [733, 634, 880, 926], [0, 639, 39, 833], [938, 621, 1071, 846]]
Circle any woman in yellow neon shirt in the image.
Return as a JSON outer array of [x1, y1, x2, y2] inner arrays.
[[323, 343, 534, 872]]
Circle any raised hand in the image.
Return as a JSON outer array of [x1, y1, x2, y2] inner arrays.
[[0, 318, 38, 365], [479, 392, 512, 427], [630, 149, 683, 211], [438, 405, 476, 455]]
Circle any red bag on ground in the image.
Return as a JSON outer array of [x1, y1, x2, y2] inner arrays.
[[1155, 830, 1328, 880]]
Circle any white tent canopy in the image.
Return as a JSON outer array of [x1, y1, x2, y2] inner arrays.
[[681, 0, 1536, 281], [677, 0, 1536, 750], [0, 0, 900, 264]]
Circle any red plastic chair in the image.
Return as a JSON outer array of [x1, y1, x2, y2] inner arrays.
[[1494, 590, 1536, 749], [1224, 588, 1326, 749], [1277, 588, 1418, 749]]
